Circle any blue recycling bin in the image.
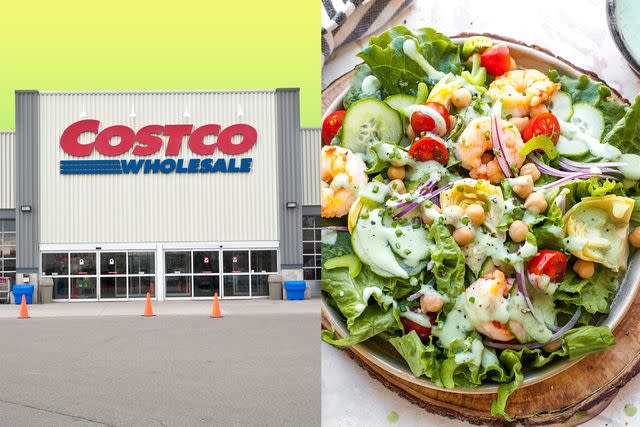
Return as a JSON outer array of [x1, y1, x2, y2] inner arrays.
[[284, 281, 306, 300], [12, 284, 34, 305]]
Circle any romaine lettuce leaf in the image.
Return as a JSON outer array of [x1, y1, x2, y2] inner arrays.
[[321, 230, 353, 260], [342, 64, 383, 109], [428, 222, 466, 307], [554, 268, 620, 315], [321, 303, 402, 348], [602, 95, 640, 154], [358, 26, 461, 96]]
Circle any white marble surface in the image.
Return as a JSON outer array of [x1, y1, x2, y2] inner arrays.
[[322, 0, 640, 425]]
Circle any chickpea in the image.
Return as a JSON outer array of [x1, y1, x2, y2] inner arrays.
[[573, 259, 595, 279], [451, 88, 472, 109], [629, 226, 640, 248], [420, 204, 441, 226], [453, 226, 476, 247], [509, 117, 529, 133], [389, 179, 406, 194], [509, 57, 517, 71], [530, 103, 549, 117], [420, 293, 445, 313], [524, 191, 548, 214], [508, 220, 528, 243], [387, 165, 405, 181], [511, 175, 534, 199], [465, 203, 485, 226], [406, 123, 417, 141], [520, 163, 541, 182]]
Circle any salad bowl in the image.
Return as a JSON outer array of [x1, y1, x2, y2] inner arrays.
[[321, 33, 640, 397]]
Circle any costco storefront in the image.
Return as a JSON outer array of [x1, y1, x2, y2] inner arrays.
[[2, 89, 320, 301]]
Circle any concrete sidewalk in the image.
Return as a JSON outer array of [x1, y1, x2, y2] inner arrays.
[[0, 298, 319, 318]]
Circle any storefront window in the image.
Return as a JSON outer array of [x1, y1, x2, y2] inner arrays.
[[193, 251, 219, 274], [70, 253, 96, 275], [71, 277, 97, 299], [128, 252, 155, 275], [0, 220, 16, 285], [223, 275, 250, 297], [165, 251, 191, 274], [250, 275, 269, 297], [223, 251, 249, 273], [165, 275, 191, 297], [193, 275, 220, 297], [101, 252, 127, 275], [43, 253, 69, 276], [251, 250, 277, 273], [302, 215, 321, 281], [127, 251, 155, 298]]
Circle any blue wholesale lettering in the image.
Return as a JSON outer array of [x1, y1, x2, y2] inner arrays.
[[60, 158, 253, 175]]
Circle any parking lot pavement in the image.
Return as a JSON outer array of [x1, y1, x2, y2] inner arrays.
[[0, 314, 320, 426]]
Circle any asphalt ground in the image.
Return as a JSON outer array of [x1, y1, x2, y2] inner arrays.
[[0, 314, 319, 426]]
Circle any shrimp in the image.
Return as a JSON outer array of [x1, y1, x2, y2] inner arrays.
[[455, 117, 524, 184], [465, 270, 515, 341], [321, 145, 368, 218], [488, 69, 560, 117]]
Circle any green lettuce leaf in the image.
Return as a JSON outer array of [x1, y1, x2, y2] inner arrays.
[[602, 95, 640, 154], [358, 26, 461, 95], [554, 268, 620, 315], [321, 230, 353, 260], [428, 222, 466, 308], [389, 331, 442, 381], [342, 64, 383, 109], [321, 303, 402, 348]]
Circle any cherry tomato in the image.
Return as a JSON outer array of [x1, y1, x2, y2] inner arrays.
[[408, 137, 449, 165], [527, 250, 567, 283], [401, 311, 436, 342], [480, 44, 511, 76], [522, 112, 561, 144], [410, 102, 451, 136], [322, 110, 346, 145]]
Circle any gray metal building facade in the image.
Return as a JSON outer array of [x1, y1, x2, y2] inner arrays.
[[0, 89, 320, 301]]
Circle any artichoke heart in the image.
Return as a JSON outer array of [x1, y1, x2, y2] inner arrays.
[[563, 195, 634, 271], [440, 178, 505, 274], [440, 178, 505, 229]]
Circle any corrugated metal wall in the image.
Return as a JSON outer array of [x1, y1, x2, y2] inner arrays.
[[16, 91, 40, 272], [38, 90, 280, 245], [275, 89, 302, 267], [301, 128, 320, 207], [0, 131, 15, 209]]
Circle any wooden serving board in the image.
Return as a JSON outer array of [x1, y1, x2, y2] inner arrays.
[[321, 35, 640, 426]]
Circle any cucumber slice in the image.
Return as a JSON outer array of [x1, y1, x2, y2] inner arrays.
[[385, 94, 415, 114], [342, 99, 403, 155], [462, 36, 493, 60], [570, 102, 604, 140], [323, 254, 362, 278], [548, 91, 573, 121], [507, 320, 532, 343], [555, 135, 588, 158]]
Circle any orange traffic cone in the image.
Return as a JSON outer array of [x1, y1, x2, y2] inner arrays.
[[143, 292, 155, 317], [210, 292, 222, 318], [18, 294, 30, 319]]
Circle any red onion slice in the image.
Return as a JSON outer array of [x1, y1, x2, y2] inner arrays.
[[558, 157, 625, 169], [491, 115, 513, 178]]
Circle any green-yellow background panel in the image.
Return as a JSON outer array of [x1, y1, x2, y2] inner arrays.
[[0, 0, 319, 129]]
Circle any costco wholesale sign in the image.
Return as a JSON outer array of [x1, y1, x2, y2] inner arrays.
[[59, 119, 257, 175]]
